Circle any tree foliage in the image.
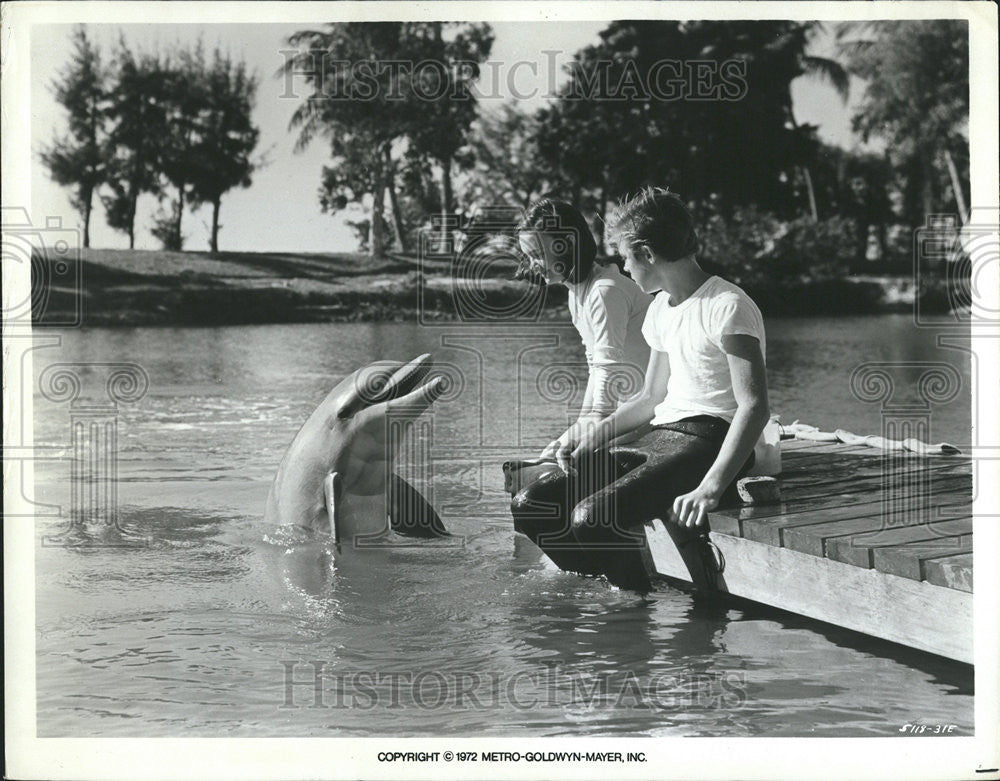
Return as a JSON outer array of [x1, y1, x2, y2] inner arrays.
[[101, 38, 172, 249], [283, 23, 418, 257], [457, 102, 552, 210], [185, 49, 260, 253], [405, 23, 493, 249], [282, 22, 493, 257], [39, 26, 107, 248], [151, 45, 206, 251], [44, 29, 259, 253], [838, 20, 969, 224], [535, 21, 838, 224]]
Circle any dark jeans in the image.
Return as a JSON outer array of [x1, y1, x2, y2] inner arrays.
[[506, 415, 750, 591]]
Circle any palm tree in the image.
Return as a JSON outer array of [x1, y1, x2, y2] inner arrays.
[[777, 23, 851, 221], [281, 23, 412, 258], [836, 20, 969, 224]]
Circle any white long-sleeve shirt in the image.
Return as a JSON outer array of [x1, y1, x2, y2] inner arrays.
[[568, 263, 652, 416]]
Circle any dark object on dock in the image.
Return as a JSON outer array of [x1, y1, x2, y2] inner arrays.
[[736, 476, 782, 504]]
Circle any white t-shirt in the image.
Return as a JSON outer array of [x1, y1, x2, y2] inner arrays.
[[641, 275, 766, 426], [568, 263, 652, 415]]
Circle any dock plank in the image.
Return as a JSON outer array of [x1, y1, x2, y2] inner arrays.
[[764, 461, 972, 493], [783, 453, 969, 479], [783, 508, 972, 558], [777, 438, 842, 452], [776, 456, 970, 488], [725, 473, 972, 544], [826, 523, 972, 568], [709, 468, 971, 538], [873, 537, 974, 581], [779, 440, 961, 461], [781, 445, 971, 472], [923, 554, 973, 592], [778, 444, 892, 463]]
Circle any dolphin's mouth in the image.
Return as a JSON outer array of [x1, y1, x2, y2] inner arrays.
[[337, 353, 436, 420]]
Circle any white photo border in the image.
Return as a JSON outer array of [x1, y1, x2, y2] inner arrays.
[[3, 2, 998, 779]]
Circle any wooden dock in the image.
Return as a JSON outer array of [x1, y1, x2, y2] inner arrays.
[[642, 439, 974, 663]]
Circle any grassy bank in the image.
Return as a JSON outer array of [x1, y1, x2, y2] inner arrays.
[[31, 248, 954, 327], [33, 247, 567, 327]]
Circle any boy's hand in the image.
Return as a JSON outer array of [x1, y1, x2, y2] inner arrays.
[[671, 484, 722, 528]]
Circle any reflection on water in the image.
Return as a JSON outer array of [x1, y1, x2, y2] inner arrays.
[[32, 316, 972, 736]]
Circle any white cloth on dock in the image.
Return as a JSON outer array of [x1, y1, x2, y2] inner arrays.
[[779, 420, 961, 455]]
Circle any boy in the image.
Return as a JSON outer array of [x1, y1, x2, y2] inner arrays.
[[509, 187, 769, 590]]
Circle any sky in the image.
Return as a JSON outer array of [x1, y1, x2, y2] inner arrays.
[[29, 21, 869, 254]]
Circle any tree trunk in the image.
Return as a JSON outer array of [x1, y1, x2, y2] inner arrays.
[[86, 95, 98, 250], [439, 154, 453, 254], [876, 222, 887, 262], [370, 164, 386, 259], [384, 147, 407, 253], [82, 187, 92, 249], [431, 18, 449, 253], [175, 185, 185, 250], [943, 148, 968, 225], [854, 220, 869, 267], [920, 150, 934, 219], [128, 189, 137, 250], [787, 100, 819, 222], [211, 198, 221, 254], [802, 166, 819, 222]]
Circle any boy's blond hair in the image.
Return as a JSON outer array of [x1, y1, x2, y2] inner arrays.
[[605, 186, 698, 262]]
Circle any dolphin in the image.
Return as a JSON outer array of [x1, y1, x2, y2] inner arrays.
[[265, 354, 448, 544]]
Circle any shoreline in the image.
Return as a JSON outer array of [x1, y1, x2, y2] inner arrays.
[[33, 248, 961, 328]]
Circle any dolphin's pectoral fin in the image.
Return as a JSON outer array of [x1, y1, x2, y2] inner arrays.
[[388, 474, 448, 538], [324, 472, 343, 543]]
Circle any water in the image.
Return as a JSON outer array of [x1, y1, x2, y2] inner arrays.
[[32, 314, 973, 736]]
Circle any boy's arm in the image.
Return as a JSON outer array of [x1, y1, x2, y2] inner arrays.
[[559, 349, 670, 472], [672, 333, 769, 528]]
